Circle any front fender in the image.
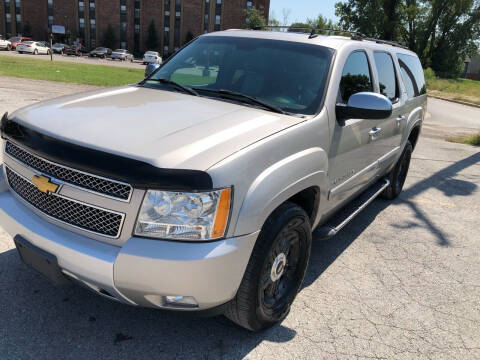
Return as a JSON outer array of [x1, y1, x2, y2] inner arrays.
[[234, 148, 328, 235]]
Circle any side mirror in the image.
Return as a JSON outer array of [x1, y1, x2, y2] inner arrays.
[[145, 63, 160, 78], [336, 92, 392, 121]]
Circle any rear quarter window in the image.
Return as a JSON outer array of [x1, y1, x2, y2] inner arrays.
[[397, 53, 426, 98]]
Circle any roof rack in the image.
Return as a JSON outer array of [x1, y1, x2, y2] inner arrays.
[[252, 26, 409, 49], [361, 37, 410, 50]]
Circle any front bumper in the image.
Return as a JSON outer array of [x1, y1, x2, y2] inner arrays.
[[0, 182, 258, 311]]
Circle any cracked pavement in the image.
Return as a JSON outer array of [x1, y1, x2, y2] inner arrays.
[[0, 77, 479, 359]]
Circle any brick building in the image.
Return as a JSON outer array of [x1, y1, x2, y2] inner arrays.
[[0, 0, 270, 55]]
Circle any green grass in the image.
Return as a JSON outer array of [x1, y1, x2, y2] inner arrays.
[[0, 55, 144, 86], [427, 77, 480, 106], [446, 133, 480, 147]]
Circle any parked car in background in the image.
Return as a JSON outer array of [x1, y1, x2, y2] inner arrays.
[[111, 49, 134, 61], [16, 41, 51, 55], [89, 47, 112, 58], [52, 43, 68, 54], [38, 41, 50, 48], [7, 36, 32, 50], [0, 35, 12, 50], [64, 44, 87, 56], [143, 51, 162, 65]]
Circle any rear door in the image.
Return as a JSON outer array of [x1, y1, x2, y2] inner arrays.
[[371, 51, 406, 169]]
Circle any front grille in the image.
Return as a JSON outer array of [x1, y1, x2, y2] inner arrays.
[[6, 167, 124, 238], [5, 141, 132, 201]]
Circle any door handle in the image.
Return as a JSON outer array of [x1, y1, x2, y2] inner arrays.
[[396, 115, 406, 126], [369, 127, 382, 140]]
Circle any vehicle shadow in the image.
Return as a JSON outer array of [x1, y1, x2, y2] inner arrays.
[[0, 247, 295, 360], [1, 151, 478, 359]]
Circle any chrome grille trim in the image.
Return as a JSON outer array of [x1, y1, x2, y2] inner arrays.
[[5, 166, 125, 238], [4, 141, 133, 202]]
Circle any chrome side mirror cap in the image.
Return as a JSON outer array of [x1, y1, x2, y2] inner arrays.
[[336, 92, 393, 121]]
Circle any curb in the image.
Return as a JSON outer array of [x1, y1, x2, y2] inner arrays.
[[427, 95, 480, 109]]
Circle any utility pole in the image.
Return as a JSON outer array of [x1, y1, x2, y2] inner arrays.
[[50, 32, 53, 61]]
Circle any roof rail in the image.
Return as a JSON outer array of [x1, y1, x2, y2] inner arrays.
[[361, 37, 410, 50], [252, 26, 410, 49], [253, 26, 365, 40]]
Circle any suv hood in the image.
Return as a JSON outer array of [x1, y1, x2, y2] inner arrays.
[[9, 86, 304, 170]]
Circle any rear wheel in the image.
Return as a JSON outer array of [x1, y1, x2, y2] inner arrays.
[[7, 44, 12, 51], [381, 140, 413, 200], [225, 202, 312, 331], [33, 49, 38, 55]]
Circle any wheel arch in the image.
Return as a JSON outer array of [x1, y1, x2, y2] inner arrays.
[[233, 147, 328, 236]]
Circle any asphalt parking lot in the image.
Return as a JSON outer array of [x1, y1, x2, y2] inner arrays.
[[0, 78, 479, 359], [0, 49, 145, 69]]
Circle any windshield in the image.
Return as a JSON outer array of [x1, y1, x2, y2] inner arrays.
[[146, 36, 334, 115], [114, 49, 126, 53], [146, 51, 158, 55], [9, 37, 20, 42], [22, 41, 34, 45], [94, 47, 104, 51]]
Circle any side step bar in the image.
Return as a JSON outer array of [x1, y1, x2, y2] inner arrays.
[[316, 178, 390, 239]]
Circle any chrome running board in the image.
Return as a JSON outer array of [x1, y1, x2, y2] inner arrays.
[[316, 178, 390, 239]]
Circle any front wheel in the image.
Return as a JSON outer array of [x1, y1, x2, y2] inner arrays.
[[225, 202, 312, 331], [7, 44, 12, 51], [33, 49, 38, 55], [381, 140, 413, 200]]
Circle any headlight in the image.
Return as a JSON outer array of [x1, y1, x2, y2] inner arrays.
[[134, 188, 231, 241]]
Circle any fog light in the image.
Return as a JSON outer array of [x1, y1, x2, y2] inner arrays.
[[164, 295, 198, 308]]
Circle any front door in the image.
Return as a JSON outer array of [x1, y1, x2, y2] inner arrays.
[[327, 50, 381, 206]]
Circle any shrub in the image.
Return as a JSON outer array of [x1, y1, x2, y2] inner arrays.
[[424, 67, 436, 80]]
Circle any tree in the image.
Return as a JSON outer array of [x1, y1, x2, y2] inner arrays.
[[146, 20, 158, 50], [335, 0, 480, 77], [245, 8, 267, 29], [282, 8, 292, 26], [268, 10, 280, 27], [103, 24, 117, 49]]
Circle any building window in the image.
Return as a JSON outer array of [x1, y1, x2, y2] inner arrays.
[[163, 0, 171, 54], [134, 0, 140, 52], [174, 0, 181, 48], [47, 0, 54, 28], [121, 41, 126, 49], [214, 0, 222, 31], [203, 0, 209, 33], [89, 1, 96, 42], [247, 1, 253, 10], [120, 0, 127, 46]]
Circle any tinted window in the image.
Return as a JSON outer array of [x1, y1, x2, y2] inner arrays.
[[148, 36, 334, 115], [397, 53, 426, 98], [374, 52, 398, 101], [339, 51, 373, 103]]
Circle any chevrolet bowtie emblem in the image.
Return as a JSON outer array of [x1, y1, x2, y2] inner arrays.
[[32, 175, 59, 194]]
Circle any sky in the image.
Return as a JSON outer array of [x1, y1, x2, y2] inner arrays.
[[269, 0, 339, 24]]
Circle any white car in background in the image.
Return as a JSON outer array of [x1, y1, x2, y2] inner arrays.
[[0, 36, 12, 50], [16, 41, 51, 55], [143, 51, 162, 65]]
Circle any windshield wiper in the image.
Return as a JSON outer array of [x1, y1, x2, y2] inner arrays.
[[194, 88, 286, 115], [147, 78, 199, 96]]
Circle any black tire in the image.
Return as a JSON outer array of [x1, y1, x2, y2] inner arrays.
[[225, 202, 312, 331], [7, 44, 12, 51], [381, 140, 413, 200], [34, 49, 38, 55]]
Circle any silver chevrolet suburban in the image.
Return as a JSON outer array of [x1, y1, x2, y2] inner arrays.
[[0, 29, 426, 331]]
